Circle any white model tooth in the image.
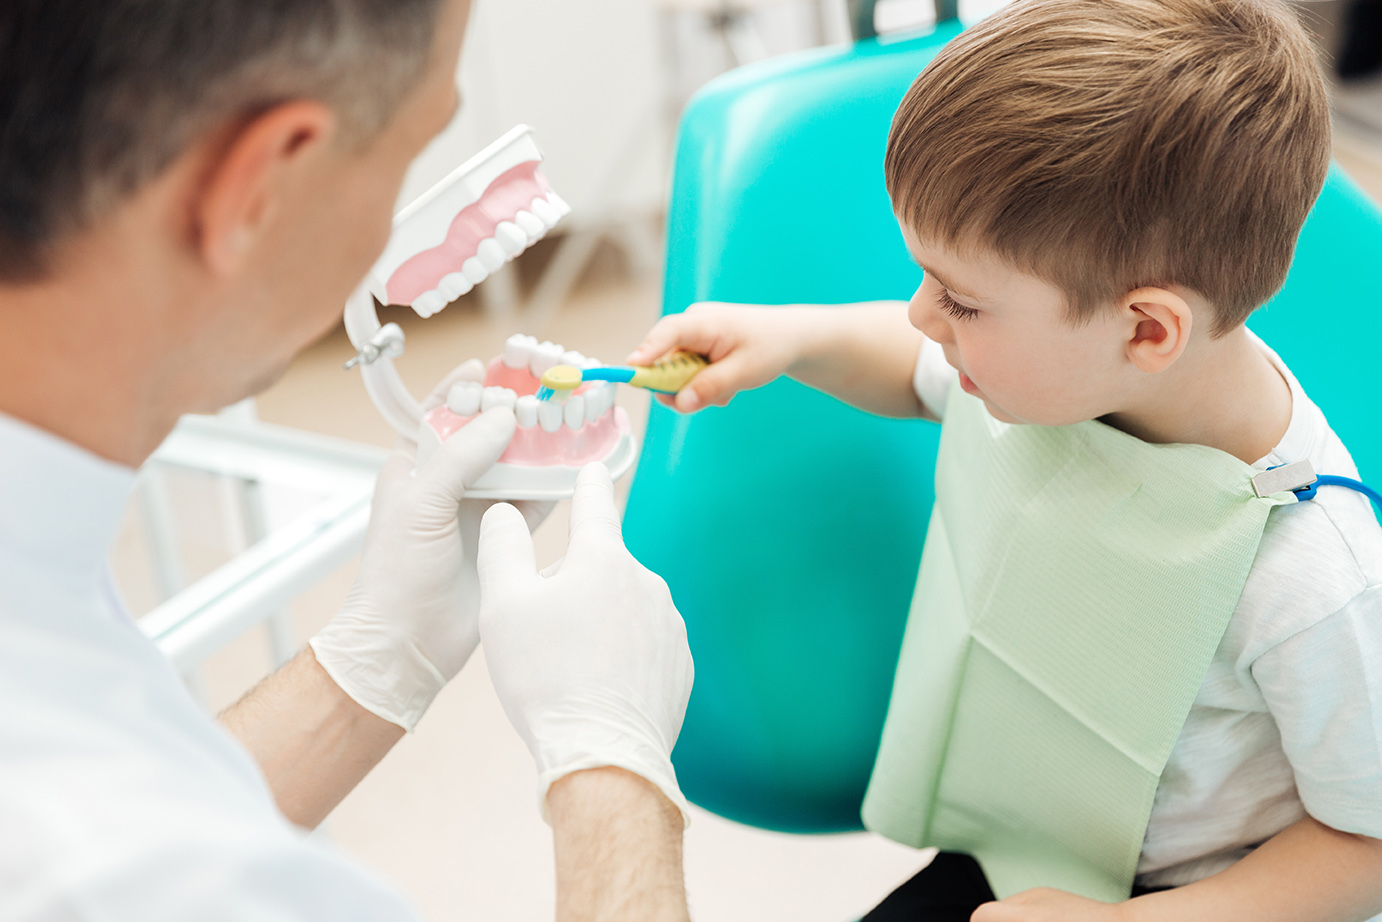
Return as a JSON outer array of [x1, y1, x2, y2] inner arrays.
[[560, 350, 586, 369], [503, 333, 534, 369], [585, 388, 602, 423], [439, 272, 473, 300], [547, 192, 572, 218], [514, 210, 545, 238], [495, 221, 528, 257], [412, 290, 446, 318], [538, 400, 563, 433], [596, 382, 615, 414], [481, 387, 517, 412], [461, 257, 489, 285], [447, 381, 482, 416], [564, 395, 586, 430], [529, 340, 564, 376], [530, 197, 558, 228], [515, 395, 539, 428], [477, 238, 507, 272], [580, 354, 601, 369]]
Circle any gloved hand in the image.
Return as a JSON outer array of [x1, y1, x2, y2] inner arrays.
[[477, 464, 694, 826], [310, 361, 545, 732]]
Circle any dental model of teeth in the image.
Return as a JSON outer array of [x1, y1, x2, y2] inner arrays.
[[367, 125, 569, 319], [344, 126, 637, 499], [415, 333, 636, 499]]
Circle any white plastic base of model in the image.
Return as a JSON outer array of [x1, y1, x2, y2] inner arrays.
[[414, 408, 638, 501]]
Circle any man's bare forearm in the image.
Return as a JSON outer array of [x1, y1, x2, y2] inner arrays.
[[548, 767, 690, 922], [1127, 816, 1382, 922], [787, 301, 930, 419], [220, 647, 404, 829]]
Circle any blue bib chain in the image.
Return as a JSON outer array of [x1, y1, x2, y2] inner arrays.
[[1253, 460, 1382, 511]]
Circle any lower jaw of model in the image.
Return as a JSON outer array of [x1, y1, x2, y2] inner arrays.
[[416, 333, 636, 500]]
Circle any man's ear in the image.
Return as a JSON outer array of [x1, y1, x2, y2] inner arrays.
[[1122, 286, 1192, 374], [193, 101, 336, 276]]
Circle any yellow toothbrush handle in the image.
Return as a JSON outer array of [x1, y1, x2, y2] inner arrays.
[[628, 350, 709, 394]]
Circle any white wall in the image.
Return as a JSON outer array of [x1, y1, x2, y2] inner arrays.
[[396, 0, 1017, 222]]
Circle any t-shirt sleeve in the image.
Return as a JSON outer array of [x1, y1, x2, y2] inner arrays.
[[1252, 582, 1382, 840], [912, 335, 957, 421]]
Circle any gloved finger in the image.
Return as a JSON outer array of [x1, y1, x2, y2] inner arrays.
[[370, 449, 417, 514], [391, 433, 421, 465], [477, 502, 539, 593], [566, 463, 623, 560], [510, 499, 556, 532], [420, 358, 488, 412], [413, 407, 516, 515], [457, 498, 554, 543], [538, 555, 565, 579]]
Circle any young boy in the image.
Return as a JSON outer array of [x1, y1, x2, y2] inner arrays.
[[628, 0, 1382, 918]]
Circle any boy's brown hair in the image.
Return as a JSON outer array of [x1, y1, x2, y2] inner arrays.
[[885, 0, 1330, 335]]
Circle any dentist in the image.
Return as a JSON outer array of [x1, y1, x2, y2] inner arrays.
[[0, 1, 693, 920]]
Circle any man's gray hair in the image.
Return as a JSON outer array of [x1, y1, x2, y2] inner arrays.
[[0, 0, 446, 280]]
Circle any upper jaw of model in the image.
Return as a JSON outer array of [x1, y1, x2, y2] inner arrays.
[[365, 125, 570, 319], [416, 334, 636, 500], [343, 126, 636, 499]]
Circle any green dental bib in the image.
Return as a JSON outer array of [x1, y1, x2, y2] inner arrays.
[[862, 387, 1297, 902]]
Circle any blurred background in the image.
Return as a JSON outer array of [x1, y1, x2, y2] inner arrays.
[[110, 1, 1382, 919]]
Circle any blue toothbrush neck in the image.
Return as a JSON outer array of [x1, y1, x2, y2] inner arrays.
[[581, 366, 635, 383]]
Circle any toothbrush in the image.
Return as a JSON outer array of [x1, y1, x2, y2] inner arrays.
[[536, 350, 709, 402]]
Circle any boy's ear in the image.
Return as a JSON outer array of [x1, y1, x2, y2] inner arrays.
[[1122, 286, 1192, 374], [191, 100, 337, 277]]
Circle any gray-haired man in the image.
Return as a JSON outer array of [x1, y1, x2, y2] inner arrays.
[[0, 2, 692, 919]]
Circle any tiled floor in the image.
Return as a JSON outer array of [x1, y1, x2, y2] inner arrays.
[[112, 134, 1382, 922]]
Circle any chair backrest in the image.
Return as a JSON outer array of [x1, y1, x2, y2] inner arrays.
[[1249, 168, 1382, 477], [623, 26, 1382, 835]]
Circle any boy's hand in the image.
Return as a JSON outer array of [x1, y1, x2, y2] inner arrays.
[[972, 889, 1129, 922], [626, 302, 810, 413]]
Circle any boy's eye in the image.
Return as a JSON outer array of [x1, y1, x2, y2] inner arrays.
[[937, 289, 979, 322]]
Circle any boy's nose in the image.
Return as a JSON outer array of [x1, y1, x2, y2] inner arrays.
[[909, 289, 954, 345]]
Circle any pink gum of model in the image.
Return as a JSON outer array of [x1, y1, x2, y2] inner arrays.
[[386, 162, 553, 306], [423, 357, 627, 466]]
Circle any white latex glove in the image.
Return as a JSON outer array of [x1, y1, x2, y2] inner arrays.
[[311, 361, 547, 732], [477, 463, 695, 826]]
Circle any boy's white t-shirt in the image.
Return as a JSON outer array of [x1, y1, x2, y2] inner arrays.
[[911, 334, 1382, 889]]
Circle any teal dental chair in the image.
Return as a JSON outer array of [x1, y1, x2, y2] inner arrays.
[[622, 0, 1382, 836]]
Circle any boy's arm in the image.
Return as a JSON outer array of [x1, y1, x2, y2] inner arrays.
[[973, 815, 1382, 922], [1128, 815, 1382, 922], [789, 301, 933, 419], [626, 301, 931, 419]]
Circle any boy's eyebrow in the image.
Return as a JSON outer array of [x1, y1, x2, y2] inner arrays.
[[921, 266, 984, 302]]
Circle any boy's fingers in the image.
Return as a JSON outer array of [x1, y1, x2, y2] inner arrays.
[[626, 318, 686, 365], [627, 312, 724, 365], [674, 355, 748, 413]]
